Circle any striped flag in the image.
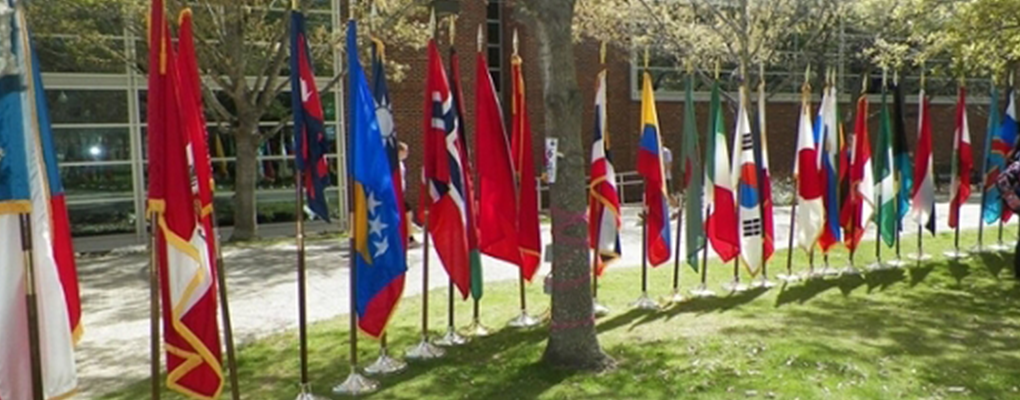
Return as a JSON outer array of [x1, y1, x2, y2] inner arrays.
[[423, 39, 471, 297], [846, 94, 875, 251], [793, 85, 824, 251], [818, 84, 843, 252], [589, 67, 622, 274], [0, 5, 82, 399], [704, 80, 740, 262], [732, 87, 767, 275], [637, 71, 672, 266], [876, 85, 897, 246], [682, 73, 704, 270], [985, 89, 1017, 223], [510, 52, 543, 280], [949, 86, 973, 229], [911, 90, 936, 234]]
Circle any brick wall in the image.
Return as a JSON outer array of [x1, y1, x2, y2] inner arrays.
[[384, 2, 993, 205]]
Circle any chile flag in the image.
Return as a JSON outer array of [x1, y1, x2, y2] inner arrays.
[[291, 10, 331, 222]]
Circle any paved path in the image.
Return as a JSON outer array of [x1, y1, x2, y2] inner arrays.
[[74, 201, 994, 398]]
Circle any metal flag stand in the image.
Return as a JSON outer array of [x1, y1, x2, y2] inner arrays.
[[592, 253, 611, 316], [632, 208, 660, 309], [691, 206, 715, 297], [407, 185, 446, 358], [669, 195, 685, 303]]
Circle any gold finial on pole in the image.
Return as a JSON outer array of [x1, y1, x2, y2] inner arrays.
[[805, 65, 811, 85], [920, 62, 926, 90], [477, 24, 484, 53], [512, 29, 519, 56], [758, 62, 765, 89], [600, 41, 607, 65], [686, 58, 693, 75], [429, 8, 436, 40], [449, 16, 457, 45], [894, 69, 900, 86], [369, 1, 377, 31], [882, 67, 888, 90], [292, 0, 298, 11], [714, 60, 720, 80], [861, 71, 868, 94], [643, 47, 649, 69], [1010, 70, 1015, 87]]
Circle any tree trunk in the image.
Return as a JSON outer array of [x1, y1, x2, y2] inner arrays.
[[231, 124, 260, 241], [520, 0, 614, 371]]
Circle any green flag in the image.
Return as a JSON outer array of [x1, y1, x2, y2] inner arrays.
[[876, 87, 896, 246], [682, 73, 704, 270]]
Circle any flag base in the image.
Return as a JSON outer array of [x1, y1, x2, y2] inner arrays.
[[838, 266, 862, 276], [865, 262, 886, 272], [465, 319, 493, 337], [776, 273, 801, 283], [666, 289, 686, 304], [802, 270, 826, 280], [942, 249, 970, 260], [752, 277, 776, 289], [817, 266, 840, 277], [593, 299, 611, 317], [884, 258, 908, 268], [630, 293, 660, 310], [405, 338, 445, 360], [690, 284, 716, 298], [907, 253, 932, 261], [435, 327, 469, 347], [331, 371, 379, 396], [507, 311, 541, 328], [722, 280, 749, 293], [988, 243, 1013, 252], [364, 350, 407, 376]]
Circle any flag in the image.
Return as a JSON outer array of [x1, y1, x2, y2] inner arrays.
[[985, 89, 1016, 223], [892, 81, 913, 223], [148, 4, 224, 397], [510, 53, 543, 280], [949, 86, 973, 229], [0, 6, 81, 399], [637, 71, 672, 266], [349, 21, 407, 337], [474, 46, 521, 266], [911, 90, 936, 234], [846, 94, 875, 251], [682, 73, 704, 270], [876, 85, 897, 246], [423, 40, 471, 297], [291, 9, 331, 222], [732, 87, 767, 275], [704, 80, 740, 262], [756, 82, 775, 265], [371, 40, 407, 251], [793, 85, 824, 251], [589, 67, 621, 275], [447, 45, 484, 300], [818, 84, 843, 252]]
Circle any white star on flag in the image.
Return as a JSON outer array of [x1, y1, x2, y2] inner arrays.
[[369, 215, 388, 237], [373, 237, 390, 258], [367, 191, 381, 216]]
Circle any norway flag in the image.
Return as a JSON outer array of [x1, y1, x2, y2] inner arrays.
[[291, 10, 331, 222], [637, 71, 671, 266]]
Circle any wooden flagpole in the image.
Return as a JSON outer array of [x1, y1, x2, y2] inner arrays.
[[148, 214, 161, 400], [20, 215, 44, 400]]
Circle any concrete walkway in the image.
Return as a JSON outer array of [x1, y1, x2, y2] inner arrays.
[[74, 201, 995, 398]]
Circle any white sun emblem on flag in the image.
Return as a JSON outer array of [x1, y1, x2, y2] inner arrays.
[[376, 98, 394, 141]]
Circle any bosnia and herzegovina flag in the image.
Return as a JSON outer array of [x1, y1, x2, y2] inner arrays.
[[732, 87, 767, 276], [423, 39, 471, 298], [589, 67, 622, 275], [291, 8, 331, 222], [793, 84, 824, 252], [349, 20, 406, 338], [984, 89, 1016, 224], [0, 5, 81, 399], [637, 71, 672, 267], [949, 85, 973, 230], [911, 89, 936, 235]]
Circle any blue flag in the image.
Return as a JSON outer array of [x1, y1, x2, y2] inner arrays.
[[349, 21, 406, 338], [290, 10, 331, 221]]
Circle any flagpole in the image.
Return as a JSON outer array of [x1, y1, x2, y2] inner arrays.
[[20, 215, 44, 400], [210, 217, 241, 399], [671, 172, 685, 303], [782, 74, 806, 283], [632, 208, 658, 309], [976, 81, 995, 253], [148, 212, 161, 400], [873, 70, 887, 270], [693, 205, 713, 297]]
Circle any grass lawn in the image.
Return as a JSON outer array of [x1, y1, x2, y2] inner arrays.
[[102, 229, 1020, 399]]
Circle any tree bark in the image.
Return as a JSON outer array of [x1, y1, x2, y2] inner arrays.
[[519, 0, 614, 371], [231, 123, 260, 242]]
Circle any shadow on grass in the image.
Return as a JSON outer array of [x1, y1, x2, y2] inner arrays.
[[975, 251, 1006, 278]]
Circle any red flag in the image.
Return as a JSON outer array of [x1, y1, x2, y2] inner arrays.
[[950, 86, 973, 228], [845, 95, 875, 251], [423, 41, 471, 297], [147, 5, 224, 398], [510, 53, 543, 280], [474, 48, 521, 266]]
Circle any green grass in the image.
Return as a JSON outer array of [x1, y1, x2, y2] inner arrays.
[[102, 228, 1020, 399]]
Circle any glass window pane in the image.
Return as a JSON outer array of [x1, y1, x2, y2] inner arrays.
[[68, 199, 137, 237], [36, 38, 125, 73], [53, 127, 131, 162], [61, 164, 134, 200], [47, 90, 129, 124]]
